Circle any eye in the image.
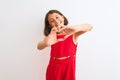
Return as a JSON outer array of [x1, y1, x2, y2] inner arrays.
[[49, 19, 54, 23], [56, 16, 59, 19]]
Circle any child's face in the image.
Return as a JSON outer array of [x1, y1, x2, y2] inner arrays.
[[48, 13, 64, 28]]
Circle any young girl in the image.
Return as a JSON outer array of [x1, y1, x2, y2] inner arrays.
[[37, 10, 93, 80]]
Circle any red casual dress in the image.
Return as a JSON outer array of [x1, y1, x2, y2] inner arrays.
[[46, 35, 77, 80]]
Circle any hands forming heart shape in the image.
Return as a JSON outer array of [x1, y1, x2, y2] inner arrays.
[[45, 25, 76, 46], [52, 25, 76, 38]]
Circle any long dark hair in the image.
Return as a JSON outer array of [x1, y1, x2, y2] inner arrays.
[[44, 10, 68, 36]]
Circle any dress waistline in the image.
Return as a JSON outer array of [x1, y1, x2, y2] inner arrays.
[[52, 54, 76, 60]]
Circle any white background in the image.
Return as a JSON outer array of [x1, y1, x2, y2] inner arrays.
[[0, 0, 120, 80]]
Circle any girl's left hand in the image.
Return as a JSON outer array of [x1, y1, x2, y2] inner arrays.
[[58, 25, 77, 38]]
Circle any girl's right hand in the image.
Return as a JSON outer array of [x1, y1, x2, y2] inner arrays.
[[44, 27, 64, 46]]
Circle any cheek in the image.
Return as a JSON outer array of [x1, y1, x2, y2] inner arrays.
[[49, 23, 55, 28]]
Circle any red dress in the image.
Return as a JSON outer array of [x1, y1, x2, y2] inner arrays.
[[46, 35, 77, 80]]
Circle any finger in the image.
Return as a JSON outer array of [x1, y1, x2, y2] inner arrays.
[[58, 26, 66, 32], [63, 35, 71, 40], [51, 27, 58, 33], [57, 25, 61, 32]]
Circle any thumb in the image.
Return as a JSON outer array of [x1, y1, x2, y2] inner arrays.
[[63, 35, 71, 40]]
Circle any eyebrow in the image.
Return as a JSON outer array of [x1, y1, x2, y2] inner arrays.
[[48, 14, 60, 20]]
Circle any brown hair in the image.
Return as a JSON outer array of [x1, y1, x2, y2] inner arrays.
[[44, 10, 68, 36]]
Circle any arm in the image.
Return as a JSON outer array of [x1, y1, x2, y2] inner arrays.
[[61, 23, 93, 36], [37, 27, 65, 50], [73, 23, 93, 42], [74, 23, 93, 36], [60, 23, 93, 43], [37, 38, 49, 50], [37, 27, 57, 50]]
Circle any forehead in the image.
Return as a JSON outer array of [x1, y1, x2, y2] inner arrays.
[[48, 13, 61, 19]]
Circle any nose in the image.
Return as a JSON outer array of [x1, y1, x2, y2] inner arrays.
[[54, 19, 59, 24], [54, 20, 61, 27]]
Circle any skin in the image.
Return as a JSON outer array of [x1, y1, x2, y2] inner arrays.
[[37, 13, 93, 50]]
